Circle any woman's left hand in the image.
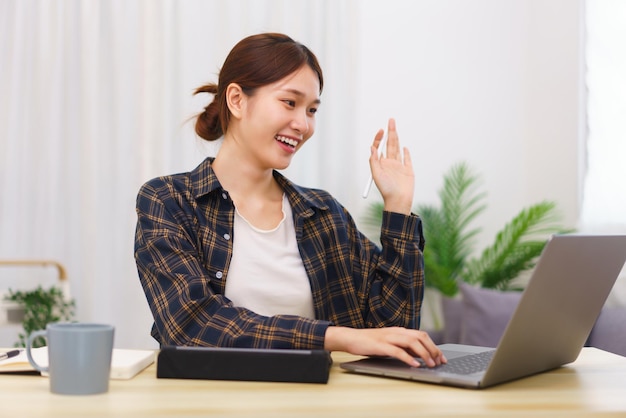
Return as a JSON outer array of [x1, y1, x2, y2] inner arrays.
[[368, 118, 414, 215]]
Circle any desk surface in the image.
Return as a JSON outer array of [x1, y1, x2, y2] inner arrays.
[[1, 348, 625, 417]]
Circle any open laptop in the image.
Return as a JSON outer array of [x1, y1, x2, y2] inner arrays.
[[340, 234, 626, 388]]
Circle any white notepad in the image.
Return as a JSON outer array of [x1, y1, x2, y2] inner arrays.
[[0, 347, 155, 380], [109, 348, 156, 379]]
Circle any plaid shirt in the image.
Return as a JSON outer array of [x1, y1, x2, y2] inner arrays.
[[134, 157, 425, 349]]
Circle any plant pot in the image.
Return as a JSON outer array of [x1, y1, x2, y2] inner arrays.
[[6, 305, 26, 323]]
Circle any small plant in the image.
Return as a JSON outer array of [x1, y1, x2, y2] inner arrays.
[[4, 285, 75, 348]]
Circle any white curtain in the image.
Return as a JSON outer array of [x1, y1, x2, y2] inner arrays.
[[0, 0, 359, 348], [581, 0, 626, 230], [581, 0, 626, 305]]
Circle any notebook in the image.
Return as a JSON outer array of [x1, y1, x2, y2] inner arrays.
[[0, 347, 155, 380], [340, 234, 626, 389]]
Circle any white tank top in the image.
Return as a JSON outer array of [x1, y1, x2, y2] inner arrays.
[[224, 194, 315, 319]]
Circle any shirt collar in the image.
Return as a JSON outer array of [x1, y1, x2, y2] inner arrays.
[[190, 157, 222, 198], [190, 157, 329, 215]]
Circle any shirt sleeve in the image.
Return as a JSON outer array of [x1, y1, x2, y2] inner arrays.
[[134, 180, 331, 349], [357, 210, 425, 330]]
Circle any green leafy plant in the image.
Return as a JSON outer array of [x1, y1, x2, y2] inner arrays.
[[4, 285, 76, 348], [362, 161, 571, 298]]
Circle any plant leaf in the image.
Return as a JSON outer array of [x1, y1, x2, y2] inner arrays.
[[463, 201, 568, 289], [5, 285, 76, 348], [417, 162, 487, 296]]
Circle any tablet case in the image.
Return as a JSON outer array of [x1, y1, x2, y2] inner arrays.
[[156, 346, 332, 384]]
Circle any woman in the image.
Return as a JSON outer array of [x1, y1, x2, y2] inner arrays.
[[134, 33, 445, 368]]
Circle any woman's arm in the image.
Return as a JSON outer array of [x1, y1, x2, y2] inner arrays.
[[325, 118, 446, 367], [362, 210, 425, 329]]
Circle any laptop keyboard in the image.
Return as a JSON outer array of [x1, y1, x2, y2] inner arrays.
[[420, 350, 496, 375]]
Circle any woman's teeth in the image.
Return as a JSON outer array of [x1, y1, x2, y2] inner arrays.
[[276, 135, 298, 148]]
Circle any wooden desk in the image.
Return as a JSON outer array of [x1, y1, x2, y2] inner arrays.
[[1, 348, 625, 417]]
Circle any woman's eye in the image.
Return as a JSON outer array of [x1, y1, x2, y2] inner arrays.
[[308, 107, 318, 114], [284, 100, 296, 107]]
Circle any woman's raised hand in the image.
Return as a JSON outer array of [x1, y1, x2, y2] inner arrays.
[[368, 118, 415, 215]]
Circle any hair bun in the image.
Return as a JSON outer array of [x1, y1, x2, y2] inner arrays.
[[194, 84, 218, 96], [194, 83, 222, 141]]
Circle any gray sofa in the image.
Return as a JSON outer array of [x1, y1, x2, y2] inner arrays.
[[428, 283, 626, 357]]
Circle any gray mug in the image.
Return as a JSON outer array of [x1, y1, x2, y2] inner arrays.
[[26, 322, 115, 395]]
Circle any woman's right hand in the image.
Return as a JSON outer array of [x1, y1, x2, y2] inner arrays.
[[368, 118, 414, 215], [324, 326, 447, 368]]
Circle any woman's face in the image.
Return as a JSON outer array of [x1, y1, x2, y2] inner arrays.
[[234, 65, 321, 170]]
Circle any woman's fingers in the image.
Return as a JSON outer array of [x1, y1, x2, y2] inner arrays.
[[385, 328, 447, 367], [370, 118, 403, 164], [325, 326, 447, 368], [385, 118, 401, 161], [409, 332, 447, 367], [370, 128, 384, 158], [402, 146, 412, 169]]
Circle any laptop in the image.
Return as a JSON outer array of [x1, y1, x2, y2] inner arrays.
[[340, 234, 626, 388]]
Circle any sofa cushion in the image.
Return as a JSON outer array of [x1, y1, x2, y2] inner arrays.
[[586, 307, 626, 357], [458, 283, 523, 348], [440, 296, 463, 344]]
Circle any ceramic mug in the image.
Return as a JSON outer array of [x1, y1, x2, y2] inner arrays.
[[26, 322, 114, 395]]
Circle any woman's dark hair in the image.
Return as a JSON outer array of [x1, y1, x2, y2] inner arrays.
[[194, 33, 324, 142]]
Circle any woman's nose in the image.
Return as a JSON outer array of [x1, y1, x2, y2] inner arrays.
[[291, 110, 310, 135]]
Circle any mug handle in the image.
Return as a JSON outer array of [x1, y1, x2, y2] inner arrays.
[[26, 330, 49, 373]]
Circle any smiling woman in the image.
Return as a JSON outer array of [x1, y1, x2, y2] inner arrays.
[[133, 33, 446, 369], [214, 64, 321, 172], [193, 33, 323, 143]]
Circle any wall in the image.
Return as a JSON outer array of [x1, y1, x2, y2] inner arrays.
[[349, 0, 582, 253]]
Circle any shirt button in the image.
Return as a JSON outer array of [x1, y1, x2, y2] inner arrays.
[[223, 233, 231, 240], [222, 192, 228, 200], [216, 271, 223, 279]]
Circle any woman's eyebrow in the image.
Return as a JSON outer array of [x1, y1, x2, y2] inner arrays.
[[282, 88, 321, 105]]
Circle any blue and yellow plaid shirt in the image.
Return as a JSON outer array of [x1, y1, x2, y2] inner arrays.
[[135, 157, 425, 349]]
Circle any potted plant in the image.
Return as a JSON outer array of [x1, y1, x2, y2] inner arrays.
[[361, 161, 571, 329], [4, 285, 75, 347]]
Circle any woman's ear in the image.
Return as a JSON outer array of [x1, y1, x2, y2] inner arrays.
[[226, 83, 245, 120]]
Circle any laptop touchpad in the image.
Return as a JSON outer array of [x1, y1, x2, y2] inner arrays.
[[440, 350, 474, 360]]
